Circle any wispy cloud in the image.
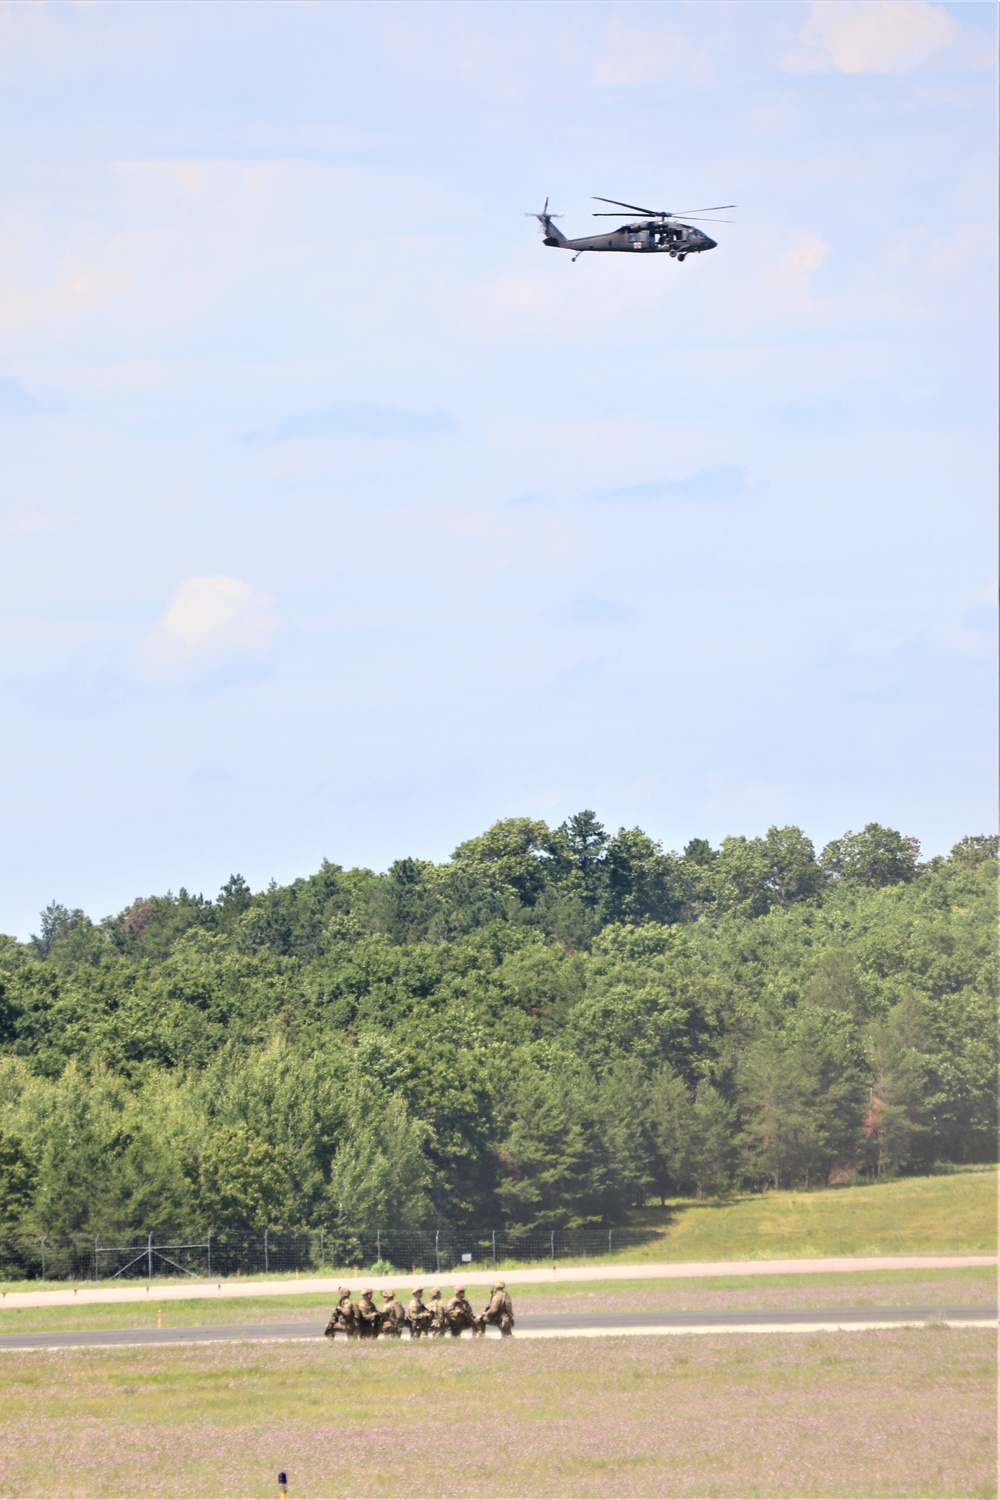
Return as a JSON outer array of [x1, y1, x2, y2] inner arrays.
[[761, 233, 828, 296], [140, 576, 277, 677], [592, 464, 751, 502], [244, 404, 453, 444], [787, 1, 994, 76]]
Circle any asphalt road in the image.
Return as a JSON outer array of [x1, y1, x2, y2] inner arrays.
[[1, 1305, 994, 1350]]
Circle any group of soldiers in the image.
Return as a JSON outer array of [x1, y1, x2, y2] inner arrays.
[[323, 1282, 515, 1339]]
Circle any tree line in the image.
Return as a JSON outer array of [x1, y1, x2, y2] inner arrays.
[[0, 818, 995, 1250]]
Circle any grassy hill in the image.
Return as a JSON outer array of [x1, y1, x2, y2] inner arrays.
[[621, 1166, 998, 1261]]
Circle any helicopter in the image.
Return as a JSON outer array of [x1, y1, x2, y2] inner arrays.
[[527, 196, 735, 263]]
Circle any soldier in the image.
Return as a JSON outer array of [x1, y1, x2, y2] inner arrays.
[[444, 1285, 483, 1338], [426, 1286, 447, 1337], [379, 1290, 407, 1338], [356, 1287, 381, 1338], [407, 1286, 432, 1338], [481, 1280, 515, 1336], [324, 1286, 358, 1339]]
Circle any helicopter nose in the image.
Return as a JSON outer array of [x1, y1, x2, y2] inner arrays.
[[702, 235, 717, 250]]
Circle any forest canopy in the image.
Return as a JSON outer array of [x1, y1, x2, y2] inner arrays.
[[0, 818, 996, 1245]]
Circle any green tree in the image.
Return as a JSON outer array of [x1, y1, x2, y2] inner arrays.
[[451, 818, 553, 907], [684, 1083, 738, 1199], [712, 836, 772, 919], [739, 1013, 866, 1189], [760, 826, 823, 907], [949, 835, 999, 866], [196, 1127, 293, 1234], [647, 1065, 694, 1203], [380, 858, 441, 943], [324, 1089, 431, 1233], [604, 828, 684, 925], [821, 825, 920, 886], [861, 1011, 928, 1177], [0, 1129, 37, 1230], [496, 1069, 599, 1233]]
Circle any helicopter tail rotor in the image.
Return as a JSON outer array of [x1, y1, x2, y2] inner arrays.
[[525, 196, 566, 242]]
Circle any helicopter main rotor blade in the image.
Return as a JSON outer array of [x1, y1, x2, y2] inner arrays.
[[592, 196, 661, 215], [669, 205, 736, 214], [591, 212, 734, 223]]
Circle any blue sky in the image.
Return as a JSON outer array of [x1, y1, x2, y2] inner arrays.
[[1, 0, 996, 937]]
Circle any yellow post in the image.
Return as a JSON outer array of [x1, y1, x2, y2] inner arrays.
[[157, 1308, 162, 1329]]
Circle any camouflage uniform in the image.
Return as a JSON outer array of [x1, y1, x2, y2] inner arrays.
[[426, 1288, 447, 1337], [407, 1287, 432, 1338], [481, 1281, 514, 1336], [324, 1287, 358, 1339], [356, 1288, 382, 1338], [379, 1290, 407, 1338], [444, 1286, 484, 1337]]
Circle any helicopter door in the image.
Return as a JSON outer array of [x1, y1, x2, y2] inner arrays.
[[631, 230, 648, 251]]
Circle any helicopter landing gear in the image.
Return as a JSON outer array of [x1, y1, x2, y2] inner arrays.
[[677, 253, 686, 262]]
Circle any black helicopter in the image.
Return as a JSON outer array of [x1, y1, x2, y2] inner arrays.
[[527, 196, 735, 263]]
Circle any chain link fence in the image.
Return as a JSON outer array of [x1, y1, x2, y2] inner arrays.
[[0, 1227, 661, 1282], [0, 1217, 988, 1284]]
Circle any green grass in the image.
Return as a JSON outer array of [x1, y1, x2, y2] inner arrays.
[[626, 1163, 998, 1261], [0, 1328, 994, 1496]]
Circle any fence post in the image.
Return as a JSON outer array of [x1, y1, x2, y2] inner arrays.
[[95, 1236, 99, 1281], [608, 1229, 612, 1261], [550, 1229, 555, 1264], [376, 1230, 381, 1264], [40, 1236, 46, 1280], [320, 1230, 325, 1269], [147, 1232, 153, 1281], [264, 1228, 269, 1275], [435, 1230, 440, 1275], [207, 1231, 211, 1277], [665, 1228, 669, 1262], [492, 1230, 496, 1270]]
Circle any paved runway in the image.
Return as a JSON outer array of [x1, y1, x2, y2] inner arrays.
[[1, 1304, 994, 1350]]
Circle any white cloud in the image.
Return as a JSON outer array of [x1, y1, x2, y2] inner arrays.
[[761, 233, 828, 296], [788, 1, 993, 75], [142, 576, 276, 674]]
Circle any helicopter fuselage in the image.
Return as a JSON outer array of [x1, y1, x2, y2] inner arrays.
[[546, 220, 716, 258]]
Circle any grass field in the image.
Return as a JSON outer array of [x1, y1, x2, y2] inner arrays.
[[626, 1164, 998, 1261], [0, 1265, 995, 1337], [0, 1327, 994, 1497]]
